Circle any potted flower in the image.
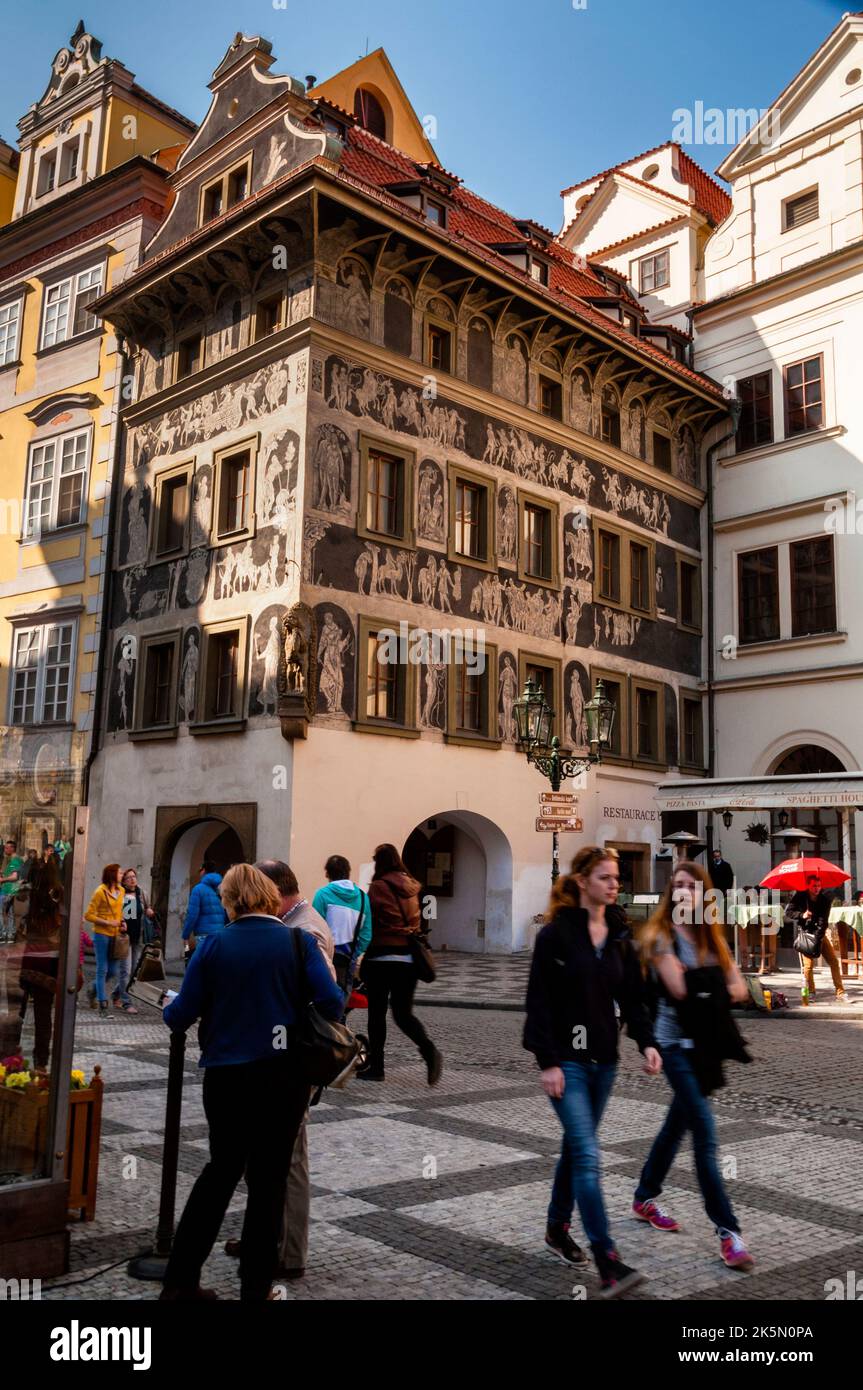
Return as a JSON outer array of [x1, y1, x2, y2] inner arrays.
[[0, 1061, 104, 1220]]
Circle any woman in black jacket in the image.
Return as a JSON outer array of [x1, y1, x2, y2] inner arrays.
[[524, 845, 661, 1298]]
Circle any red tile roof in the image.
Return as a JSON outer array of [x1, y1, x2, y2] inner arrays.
[[588, 215, 689, 260], [333, 126, 723, 400], [561, 141, 731, 226]]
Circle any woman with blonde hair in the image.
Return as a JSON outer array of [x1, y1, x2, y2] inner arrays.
[[632, 859, 754, 1271], [524, 846, 661, 1298], [160, 862, 343, 1302]]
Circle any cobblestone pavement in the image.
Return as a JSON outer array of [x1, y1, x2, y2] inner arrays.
[[38, 1001, 863, 1303]]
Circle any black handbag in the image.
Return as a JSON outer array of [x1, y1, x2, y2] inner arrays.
[[290, 926, 364, 1088], [383, 879, 436, 983], [792, 922, 821, 959]]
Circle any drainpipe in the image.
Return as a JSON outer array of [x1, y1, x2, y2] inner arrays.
[[704, 397, 742, 856], [82, 336, 128, 806]]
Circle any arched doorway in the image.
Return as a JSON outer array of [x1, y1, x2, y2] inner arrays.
[[151, 803, 256, 962], [402, 811, 513, 954], [768, 744, 849, 868]]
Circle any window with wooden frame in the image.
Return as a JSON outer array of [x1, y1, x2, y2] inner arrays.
[[590, 666, 627, 759], [133, 632, 180, 735], [58, 138, 80, 185], [213, 439, 257, 544], [677, 556, 702, 632], [176, 331, 203, 381], [254, 290, 284, 341], [192, 618, 249, 732], [355, 615, 419, 737], [538, 373, 562, 420], [638, 247, 670, 293], [600, 400, 621, 447], [518, 491, 559, 588], [679, 690, 704, 770], [651, 429, 672, 471], [631, 678, 664, 765], [425, 198, 447, 228], [529, 258, 549, 286], [518, 651, 562, 741], [446, 641, 499, 747], [738, 546, 779, 645], [23, 426, 90, 538], [447, 462, 496, 570], [736, 372, 773, 451], [358, 435, 415, 549], [593, 519, 654, 618], [151, 463, 192, 560], [783, 188, 818, 232], [9, 619, 76, 726], [199, 156, 253, 226], [40, 262, 104, 349], [790, 536, 836, 637], [425, 319, 453, 374], [784, 355, 823, 436], [0, 296, 23, 367], [37, 149, 57, 197]]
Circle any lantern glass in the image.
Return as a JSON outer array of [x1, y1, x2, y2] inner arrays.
[[722, 810, 733, 830], [585, 680, 615, 753], [515, 678, 549, 753], [777, 808, 789, 831]]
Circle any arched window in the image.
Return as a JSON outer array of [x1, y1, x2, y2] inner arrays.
[[354, 88, 387, 140], [770, 745, 846, 867]]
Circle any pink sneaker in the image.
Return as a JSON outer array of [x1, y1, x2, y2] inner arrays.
[[632, 1199, 680, 1232], [720, 1232, 754, 1271]]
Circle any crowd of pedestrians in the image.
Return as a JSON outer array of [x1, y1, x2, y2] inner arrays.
[[7, 822, 858, 1300]]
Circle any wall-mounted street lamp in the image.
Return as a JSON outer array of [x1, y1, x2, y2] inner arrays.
[[514, 677, 615, 883], [721, 809, 734, 830], [777, 808, 790, 831]]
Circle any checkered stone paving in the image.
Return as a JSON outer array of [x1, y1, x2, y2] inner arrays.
[[37, 1003, 863, 1302]]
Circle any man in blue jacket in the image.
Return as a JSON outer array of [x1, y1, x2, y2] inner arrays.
[[183, 860, 228, 949]]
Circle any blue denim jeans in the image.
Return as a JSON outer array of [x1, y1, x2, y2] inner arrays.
[[92, 932, 118, 1005], [547, 1060, 618, 1252], [635, 1044, 739, 1234]]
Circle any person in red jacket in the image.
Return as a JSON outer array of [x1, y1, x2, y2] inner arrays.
[[358, 844, 443, 1086]]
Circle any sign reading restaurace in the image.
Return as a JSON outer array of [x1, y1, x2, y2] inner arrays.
[[536, 817, 583, 833], [540, 792, 576, 806], [602, 806, 658, 821]]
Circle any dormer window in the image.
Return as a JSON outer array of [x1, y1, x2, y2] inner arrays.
[[227, 164, 248, 207], [623, 312, 639, 336], [529, 259, 549, 286], [637, 248, 670, 293], [425, 198, 447, 227], [203, 182, 223, 221]]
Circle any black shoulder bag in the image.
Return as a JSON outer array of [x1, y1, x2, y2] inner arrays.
[[289, 927, 364, 1088]]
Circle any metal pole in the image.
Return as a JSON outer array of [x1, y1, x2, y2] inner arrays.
[[47, 806, 89, 1184], [127, 1025, 187, 1280], [550, 749, 561, 884]]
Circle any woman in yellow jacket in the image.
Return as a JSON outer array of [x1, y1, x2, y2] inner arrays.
[[84, 863, 124, 1018]]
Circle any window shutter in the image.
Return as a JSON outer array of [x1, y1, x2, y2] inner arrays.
[[785, 189, 818, 230]]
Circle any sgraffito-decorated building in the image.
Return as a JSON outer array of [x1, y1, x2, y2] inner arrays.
[[88, 33, 729, 954], [0, 22, 192, 852]]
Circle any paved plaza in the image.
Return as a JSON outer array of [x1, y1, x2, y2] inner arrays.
[[39, 974, 863, 1303]]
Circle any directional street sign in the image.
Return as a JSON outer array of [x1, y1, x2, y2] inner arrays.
[[539, 803, 579, 818], [539, 792, 576, 805], [536, 817, 583, 833]]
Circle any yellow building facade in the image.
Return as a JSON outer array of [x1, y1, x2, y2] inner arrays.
[[0, 23, 192, 851]]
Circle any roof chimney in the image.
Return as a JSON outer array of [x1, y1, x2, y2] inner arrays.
[[305, 75, 317, 89]]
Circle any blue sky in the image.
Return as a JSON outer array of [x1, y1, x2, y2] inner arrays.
[[2, 0, 851, 230]]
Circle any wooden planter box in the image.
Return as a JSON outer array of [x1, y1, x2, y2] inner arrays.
[[0, 1067, 103, 1221]]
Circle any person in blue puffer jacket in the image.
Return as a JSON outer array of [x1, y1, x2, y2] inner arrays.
[[183, 861, 228, 949]]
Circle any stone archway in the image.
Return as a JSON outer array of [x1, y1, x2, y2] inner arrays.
[[150, 803, 256, 961], [402, 810, 513, 954]]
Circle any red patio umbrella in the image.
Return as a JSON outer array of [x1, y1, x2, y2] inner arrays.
[[760, 857, 850, 891]]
